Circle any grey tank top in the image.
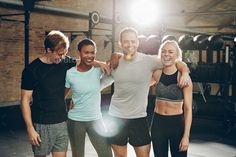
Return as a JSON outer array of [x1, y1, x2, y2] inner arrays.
[[156, 70, 184, 102]]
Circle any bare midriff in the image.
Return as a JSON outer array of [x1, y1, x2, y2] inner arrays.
[[154, 99, 183, 115]]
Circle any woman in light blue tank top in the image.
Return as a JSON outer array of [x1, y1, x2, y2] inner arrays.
[[151, 40, 193, 157], [64, 39, 112, 157]]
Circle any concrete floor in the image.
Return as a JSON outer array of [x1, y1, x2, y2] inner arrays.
[[0, 118, 236, 157], [0, 95, 236, 157]]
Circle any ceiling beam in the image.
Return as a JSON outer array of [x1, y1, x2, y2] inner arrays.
[[186, 23, 236, 31], [167, 10, 236, 16], [186, 25, 222, 28], [185, 16, 236, 31], [217, 16, 235, 30], [0, 0, 112, 23], [166, 26, 207, 35], [185, 0, 225, 24]]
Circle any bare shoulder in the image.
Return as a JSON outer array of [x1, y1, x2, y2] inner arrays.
[[153, 69, 162, 82]]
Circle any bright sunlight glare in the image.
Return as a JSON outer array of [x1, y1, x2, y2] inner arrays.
[[130, 0, 159, 27], [93, 113, 123, 138]]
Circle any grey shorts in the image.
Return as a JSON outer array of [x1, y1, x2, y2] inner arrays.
[[32, 121, 69, 156]]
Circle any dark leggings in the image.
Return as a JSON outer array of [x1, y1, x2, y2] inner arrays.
[[151, 113, 187, 157]]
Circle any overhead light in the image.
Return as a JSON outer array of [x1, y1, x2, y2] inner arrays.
[[130, 0, 159, 27]]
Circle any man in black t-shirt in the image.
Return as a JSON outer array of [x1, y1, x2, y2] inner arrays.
[[21, 30, 75, 157]]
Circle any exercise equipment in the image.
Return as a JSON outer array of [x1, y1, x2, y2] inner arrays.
[[145, 35, 160, 55], [207, 35, 224, 63], [178, 34, 194, 50], [90, 11, 100, 25], [138, 35, 160, 55], [232, 44, 236, 101], [193, 35, 209, 50], [138, 35, 147, 53], [193, 35, 209, 63], [161, 35, 177, 43], [190, 63, 231, 83], [23, 0, 36, 11], [208, 35, 224, 51]]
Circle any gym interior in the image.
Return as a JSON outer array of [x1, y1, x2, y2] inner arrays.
[[0, 0, 236, 157]]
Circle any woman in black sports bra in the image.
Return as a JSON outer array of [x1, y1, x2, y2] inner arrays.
[[151, 40, 193, 157]]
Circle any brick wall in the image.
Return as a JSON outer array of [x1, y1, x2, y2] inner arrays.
[[0, 0, 114, 106]]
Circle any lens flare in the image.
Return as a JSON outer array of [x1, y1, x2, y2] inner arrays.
[[93, 114, 124, 138], [130, 0, 159, 26]]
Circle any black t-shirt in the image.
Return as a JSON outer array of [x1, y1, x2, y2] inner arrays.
[[21, 56, 76, 124]]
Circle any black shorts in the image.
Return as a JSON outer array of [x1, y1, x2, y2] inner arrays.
[[107, 116, 151, 147]]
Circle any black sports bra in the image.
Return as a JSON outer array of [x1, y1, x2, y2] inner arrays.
[[156, 71, 184, 102]]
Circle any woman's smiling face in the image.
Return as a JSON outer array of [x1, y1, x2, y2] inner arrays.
[[79, 45, 96, 66], [161, 43, 180, 67]]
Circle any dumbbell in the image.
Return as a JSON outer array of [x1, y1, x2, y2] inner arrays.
[[138, 35, 147, 53], [161, 35, 177, 43], [145, 35, 161, 55], [178, 34, 194, 50], [208, 35, 224, 63], [208, 35, 224, 50], [193, 35, 208, 50], [193, 35, 209, 63]]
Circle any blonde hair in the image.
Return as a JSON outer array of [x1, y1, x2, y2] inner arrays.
[[158, 40, 182, 61]]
